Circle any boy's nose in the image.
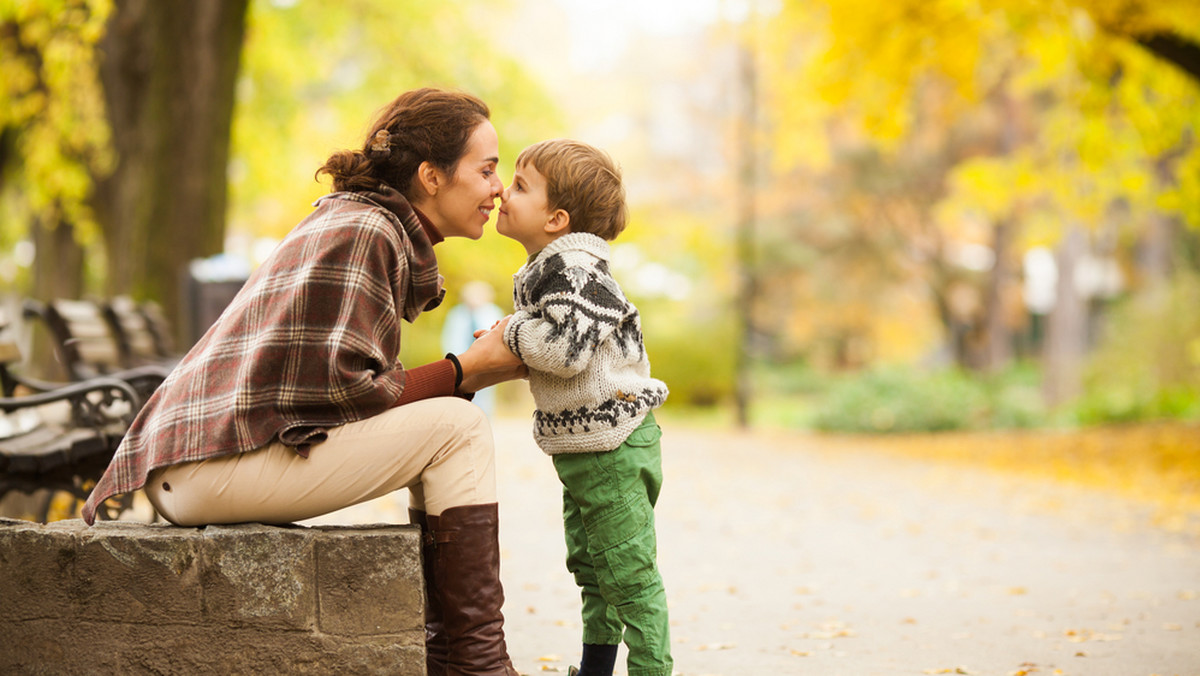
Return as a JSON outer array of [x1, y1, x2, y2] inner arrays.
[[499, 186, 510, 202]]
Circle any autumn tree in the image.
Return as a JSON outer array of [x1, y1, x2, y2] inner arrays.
[[1, 0, 113, 301], [93, 0, 248, 327], [2, 0, 558, 354], [755, 0, 1200, 405]]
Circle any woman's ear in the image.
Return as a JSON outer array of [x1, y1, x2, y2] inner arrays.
[[546, 209, 571, 234], [416, 161, 441, 197]]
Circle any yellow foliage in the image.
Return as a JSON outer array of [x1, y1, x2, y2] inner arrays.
[[853, 422, 1200, 536], [0, 0, 113, 243], [762, 0, 1200, 266]]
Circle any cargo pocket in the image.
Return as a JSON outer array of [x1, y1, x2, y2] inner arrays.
[[588, 494, 658, 600]]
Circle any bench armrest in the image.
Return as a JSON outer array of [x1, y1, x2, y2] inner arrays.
[[0, 376, 141, 428]]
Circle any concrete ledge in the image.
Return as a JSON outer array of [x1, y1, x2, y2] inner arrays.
[[0, 517, 425, 674]]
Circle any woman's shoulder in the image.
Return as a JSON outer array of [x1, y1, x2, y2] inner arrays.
[[306, 193, 403, 237]]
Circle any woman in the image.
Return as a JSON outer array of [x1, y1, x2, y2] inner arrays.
[[82, 88, 525, 676]]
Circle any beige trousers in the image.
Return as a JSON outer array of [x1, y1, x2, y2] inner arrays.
[[145, 397, 497, 526]]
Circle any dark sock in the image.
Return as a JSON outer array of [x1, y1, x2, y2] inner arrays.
[[577, 643, 618, 676]]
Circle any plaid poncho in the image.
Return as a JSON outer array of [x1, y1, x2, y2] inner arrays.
[[82, 188, 444, 524]]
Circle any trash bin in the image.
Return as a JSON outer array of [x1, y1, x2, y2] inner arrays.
[[182, 254, 250, 345]]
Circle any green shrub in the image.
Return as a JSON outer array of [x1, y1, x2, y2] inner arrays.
[[1074, 272, 1200, 424], [810, 365, 1048, 433], [644, 313, 736, 408]]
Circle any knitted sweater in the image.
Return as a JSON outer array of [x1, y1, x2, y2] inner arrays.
[[504, 232, 668, 454]]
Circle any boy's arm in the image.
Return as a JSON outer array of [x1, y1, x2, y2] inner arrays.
[[504, 264, 626, 379]]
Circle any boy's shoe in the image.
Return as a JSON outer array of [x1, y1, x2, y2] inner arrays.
[[567, 668, 579, 676]]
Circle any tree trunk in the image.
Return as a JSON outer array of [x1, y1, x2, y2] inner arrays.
[[29, 215, 87, 380], [983, 217, 1014, 371], [1042, 226, 1088, 407], [91, 0, 248, 346], [733, 41, 758, 429]]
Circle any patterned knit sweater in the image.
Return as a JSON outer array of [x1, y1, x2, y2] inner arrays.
[[504, 232, 668, 454]]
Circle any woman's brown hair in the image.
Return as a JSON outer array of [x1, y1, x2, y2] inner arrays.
[[316, 88, 490, 199]]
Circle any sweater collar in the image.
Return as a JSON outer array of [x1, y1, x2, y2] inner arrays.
[[410, 206, 445, 245], [532, 231, 610, 264]]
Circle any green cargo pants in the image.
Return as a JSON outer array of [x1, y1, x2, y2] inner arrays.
[[552, 411, 672, 676]]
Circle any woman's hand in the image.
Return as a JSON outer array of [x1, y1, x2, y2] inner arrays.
[[457, 316, 527, 393]]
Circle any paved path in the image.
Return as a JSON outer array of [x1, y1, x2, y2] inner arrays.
[[304, 416, 1200, 676]]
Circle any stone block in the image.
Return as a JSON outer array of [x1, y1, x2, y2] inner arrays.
[[73, 520, 203, 624], [0, 517, 79, 622], [0, 518, 425, 674], [200, 523, 317, 630], [315, 524, 424, 636]]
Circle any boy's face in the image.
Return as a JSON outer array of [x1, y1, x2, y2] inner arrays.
[[497, 161, 562, 255]]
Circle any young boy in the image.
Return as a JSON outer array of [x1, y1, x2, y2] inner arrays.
[[495, 139, 672, 676]]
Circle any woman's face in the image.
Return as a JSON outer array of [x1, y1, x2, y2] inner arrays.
[[418, 120, 502, 240]]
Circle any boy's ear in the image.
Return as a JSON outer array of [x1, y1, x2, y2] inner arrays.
[[546, 208, 571, 234], [416, 161, 441, 197]]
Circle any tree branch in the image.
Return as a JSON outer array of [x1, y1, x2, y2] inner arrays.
[[1135, 31, 1200, 84]]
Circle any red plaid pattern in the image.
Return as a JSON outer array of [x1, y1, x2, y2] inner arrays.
[[83, 189, 444, 523]]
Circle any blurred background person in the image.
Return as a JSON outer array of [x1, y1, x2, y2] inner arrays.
[[443, 280, 507, 418]]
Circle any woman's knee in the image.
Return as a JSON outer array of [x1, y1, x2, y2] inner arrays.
[[418, 397, 498, 513], [439, 397, 493, 457]]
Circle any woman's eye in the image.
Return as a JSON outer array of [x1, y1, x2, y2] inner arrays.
[[483, 170, 495, 178]]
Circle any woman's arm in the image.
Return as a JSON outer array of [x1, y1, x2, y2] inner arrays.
[[389, 358, 459, 406]]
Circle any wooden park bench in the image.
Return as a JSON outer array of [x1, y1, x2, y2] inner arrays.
[[102, 295, 179, 368], [22, 297, 173, 404], [0, 309, 142, 521]]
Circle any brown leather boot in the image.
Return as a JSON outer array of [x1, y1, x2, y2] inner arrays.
[[428, 503, 519, 676], [410, 508, 449, 676]]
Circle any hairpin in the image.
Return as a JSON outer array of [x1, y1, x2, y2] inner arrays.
[[370, 129, 391, 154]]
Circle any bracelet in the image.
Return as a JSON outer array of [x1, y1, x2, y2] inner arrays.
[[444, 353, 464, 389]]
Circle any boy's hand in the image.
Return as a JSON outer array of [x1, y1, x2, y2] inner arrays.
[[458, 316, 527, 392], [472, 317, 507, 339]]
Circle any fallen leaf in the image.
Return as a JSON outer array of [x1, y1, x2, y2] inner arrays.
[[1065, 628, 1123, 642], [791, 650, 811, 657], [537, 655, 561, 662]]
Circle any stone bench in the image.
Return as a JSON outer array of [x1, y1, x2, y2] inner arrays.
[[0, 518, 425, 674]]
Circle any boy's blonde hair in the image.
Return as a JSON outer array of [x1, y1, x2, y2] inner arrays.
[[516, 139, 627, 241]]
